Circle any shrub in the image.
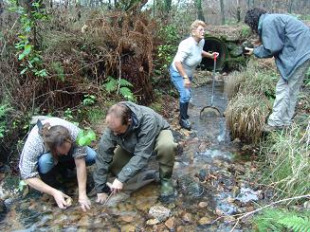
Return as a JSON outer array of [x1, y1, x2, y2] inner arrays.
[[0, 104, 11, 139]]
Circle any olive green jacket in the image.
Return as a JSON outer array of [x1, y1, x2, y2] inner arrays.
[[94, 101, 170, 193]]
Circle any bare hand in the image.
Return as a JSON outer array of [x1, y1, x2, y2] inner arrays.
[[79, 197, 91, 211], [107, 179, 123, 194], [183, 78, 191, 88], [96, 192, 109, 204], [244, 47, 254, 55], [53, 190, 72, 209], [212, 52, 219, 58]]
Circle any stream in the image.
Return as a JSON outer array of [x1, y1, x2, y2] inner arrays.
[[0, 81, 264, 232]]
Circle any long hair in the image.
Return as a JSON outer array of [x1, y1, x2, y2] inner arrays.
[[244, 8, 267, 34], [39, 123, 72, 159]]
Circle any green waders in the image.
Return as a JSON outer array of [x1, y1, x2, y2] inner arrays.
[[109, 129, 177, 200]]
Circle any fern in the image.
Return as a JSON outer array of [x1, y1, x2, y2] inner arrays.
[[104, 76, 135, 101], [119, 79, 133, 87], [105, 78, 118, 93], [253, 208, 310, 232], [278, 215, 310, 232], [120, 87, 134, 100]]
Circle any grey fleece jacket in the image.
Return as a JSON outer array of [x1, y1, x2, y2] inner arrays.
[[254, 13, 310, 80], [93, 101, 170, 193]]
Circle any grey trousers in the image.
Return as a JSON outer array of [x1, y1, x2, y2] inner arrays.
[[268, 60, 310, 127]]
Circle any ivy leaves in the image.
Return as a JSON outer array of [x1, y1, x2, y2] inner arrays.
[[76, 129, 96, 147]]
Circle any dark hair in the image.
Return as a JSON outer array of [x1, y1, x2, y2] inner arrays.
[[107, 103, 131, 125], [39, 123, 72, 159], [244, 8, 267, 34]]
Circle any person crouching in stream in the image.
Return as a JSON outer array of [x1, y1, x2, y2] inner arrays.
[[93, 102, 178, 203], [19, 117, 96, 211], [170, 20, 219, 130]]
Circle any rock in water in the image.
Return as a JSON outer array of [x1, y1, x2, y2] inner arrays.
[[149, 205, 171, 222], [106, 192, 130, 207], [177, 175, 204, 198]]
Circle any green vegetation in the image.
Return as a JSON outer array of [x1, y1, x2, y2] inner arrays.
[[83, 94, 96, 106], [224, 59, 277, 143], [9, 0, 48, 77], [51, 62, 65, 81], [253, 208, 310, 232], [104, 76, 135, 101], [155, 25, 179, 76], [224, 57, 310, 230], [241, 25, 251, 37], [0, 104, 11, 139], [86, 108, 105, 124], [260, 122, 310, 199], [225, 93, 269, 144], [306, 67, 310, 87], [76, 129, 96, 146]]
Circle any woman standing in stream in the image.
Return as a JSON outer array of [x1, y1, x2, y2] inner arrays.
[[170, 20, 219, 130]]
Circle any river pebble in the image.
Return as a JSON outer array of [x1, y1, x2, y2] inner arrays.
[[182, 212, 192, 222], [121, 224, 135, 232], [198, 216, 212, 225], [146, 218, 160, 225], [165, 217, 176, 230], [198, 201, 208, 208], [149, 205, 170, 222]]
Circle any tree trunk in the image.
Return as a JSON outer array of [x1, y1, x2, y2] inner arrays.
[[220, 0, 225, 25], [0, 0, 4, 15], [247, 0, 255, 8], [164, 0, 172, 13], [236, 0, 241, 23], [287, 0, 294, 13], [195, 0, 205, 21]]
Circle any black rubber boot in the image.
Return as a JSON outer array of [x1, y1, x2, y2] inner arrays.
[[179, 102, 191, 130], [184, 102, 190, 119]]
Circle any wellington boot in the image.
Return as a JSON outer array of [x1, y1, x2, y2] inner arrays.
[[179, 102, 191, 130], [160, 179, 176, 203]]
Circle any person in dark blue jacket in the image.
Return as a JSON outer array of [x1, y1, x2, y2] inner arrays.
[[244, 8, 310, 131]]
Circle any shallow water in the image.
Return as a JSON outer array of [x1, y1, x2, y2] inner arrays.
[[0, 81, 262, 231]]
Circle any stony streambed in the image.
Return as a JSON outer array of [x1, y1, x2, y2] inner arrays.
[[0, 79, 267, 232]]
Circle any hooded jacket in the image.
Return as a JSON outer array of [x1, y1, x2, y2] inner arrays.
[[93, 101, 170, 193]]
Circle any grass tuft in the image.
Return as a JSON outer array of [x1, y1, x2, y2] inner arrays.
[[225, 93, 269, 144], [260, 120, 310, 199]]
